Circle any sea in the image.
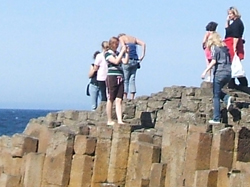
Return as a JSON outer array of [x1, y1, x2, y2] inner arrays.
[[0, 109, 58, 137]]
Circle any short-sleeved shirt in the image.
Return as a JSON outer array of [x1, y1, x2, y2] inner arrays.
[[94, 52, 108, 81], [211, 46, 231, 76], [225, 18, 244, 38], [105, 49, 123, 76]]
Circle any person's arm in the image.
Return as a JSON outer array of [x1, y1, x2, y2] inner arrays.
[[201, 59, 216, 79], [106, 46, 127, 65], [202, 32, 209, 49], [122, 48, 129, 64], [135, 38, 146, 61], [201, 46, 217, 79], [233, 38, 239, 53], [88, 65, 96, 78], [225, 15, 230, 28], [93, 54, 101, 71], [119, 36, 126, 47]]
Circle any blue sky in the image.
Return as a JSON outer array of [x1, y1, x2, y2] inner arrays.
[[0, 1, 249, 110]]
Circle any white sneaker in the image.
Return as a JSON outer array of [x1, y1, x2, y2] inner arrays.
[[227, 96, 233, 110], [209, 120, 220, 124]]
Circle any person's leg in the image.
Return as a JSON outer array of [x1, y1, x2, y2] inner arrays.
[[115, 98, 124, 124], [212, 76, 222, 122], [206, 59, 212, 82], [122, 64, 130, 99], [98, 81, 107, 101], [106, 76, 117, 125], [228, 78, 236, 89], [129, 64, 137, 100], [220, 75, 232, 109], [238, 77, 248, 87], [116, 78, 125, 124], [106, 99, 114, 124], [90, 84, 98, 111], [97, 86, 102, 105]]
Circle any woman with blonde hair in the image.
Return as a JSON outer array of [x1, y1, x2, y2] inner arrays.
[[224, 6, 248, 88], [201, 32, 233, 124]]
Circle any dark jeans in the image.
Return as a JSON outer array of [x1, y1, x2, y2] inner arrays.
[[98, 81, 107, 101], [213, 74, 231, 121]]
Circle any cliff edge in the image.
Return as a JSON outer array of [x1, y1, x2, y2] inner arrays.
[[1, 83, 250, 187]]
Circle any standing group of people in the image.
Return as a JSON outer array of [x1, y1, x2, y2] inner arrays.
[[88, 34, 146, 125], [201, 6, 247, 124]]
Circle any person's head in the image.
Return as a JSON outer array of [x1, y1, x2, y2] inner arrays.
[[101, 41, 109, 52], [228, 6, 241, 20], [93, 51, 100, 59], [207, 32, 225, 49], [117, 33, 126, 39], [109, 37, 119, 51], [205, 21, 218, 31]]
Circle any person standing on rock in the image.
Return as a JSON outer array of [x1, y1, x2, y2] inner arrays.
[[201, 32, 233, 124], [118, 33, 146, 100], [94, 41, 109, 102], [224, 6, 248, 88], [202, 21, 218, 82], [88, 51, 101, 111], [105, 37, 129, 125]]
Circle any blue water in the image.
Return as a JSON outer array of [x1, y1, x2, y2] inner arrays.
[[0, 109, 57, 136]]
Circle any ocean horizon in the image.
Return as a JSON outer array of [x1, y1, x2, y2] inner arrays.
[[0, 108, 58, 136]]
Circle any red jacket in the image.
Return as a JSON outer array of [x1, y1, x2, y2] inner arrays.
[[224, 37, 244, 62]]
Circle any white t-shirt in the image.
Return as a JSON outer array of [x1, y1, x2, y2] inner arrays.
[[94, 52, 108, 81]]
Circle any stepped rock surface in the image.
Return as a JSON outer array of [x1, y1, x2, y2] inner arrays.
[[1, 83, 250, 187]]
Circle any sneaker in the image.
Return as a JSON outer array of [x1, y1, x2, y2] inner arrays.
[[227, 96, 233, 110], [208, 120, 220, 124]]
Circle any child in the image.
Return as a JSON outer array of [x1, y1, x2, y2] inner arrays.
[[202, 21, 218, 82], [201, 32, 233, 124]]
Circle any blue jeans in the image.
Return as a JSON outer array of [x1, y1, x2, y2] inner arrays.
[[122, 59, 138, 94], [90, 83, 101, 110], [213, 74, 231, 121]]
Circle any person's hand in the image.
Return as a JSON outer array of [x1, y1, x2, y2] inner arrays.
[[139, 56, 144, 61], [121, 45, 127, 53], [227, 15, 230, 21], [201, 72, 206, 79]]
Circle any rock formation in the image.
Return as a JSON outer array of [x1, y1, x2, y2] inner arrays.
[[1, 83, 250, 187]]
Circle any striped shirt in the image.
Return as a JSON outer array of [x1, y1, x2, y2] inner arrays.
[[105, 50, 123, 76]]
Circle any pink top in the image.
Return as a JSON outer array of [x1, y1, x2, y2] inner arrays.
[[205, 47, 212, 60], [203, 31, 212, 60], [94, 52, 108, 81]]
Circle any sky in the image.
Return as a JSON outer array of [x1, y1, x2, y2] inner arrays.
[[0, 1, 249, 110]]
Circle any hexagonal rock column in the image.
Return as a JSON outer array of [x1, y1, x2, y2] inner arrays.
[[210, 128, 235, 170], [107, 124, 132, 185], [91, 126, 113, 187], [23, 152, 45, 187], [41, 128, 75, 187], [161, 123, 188, 187]]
